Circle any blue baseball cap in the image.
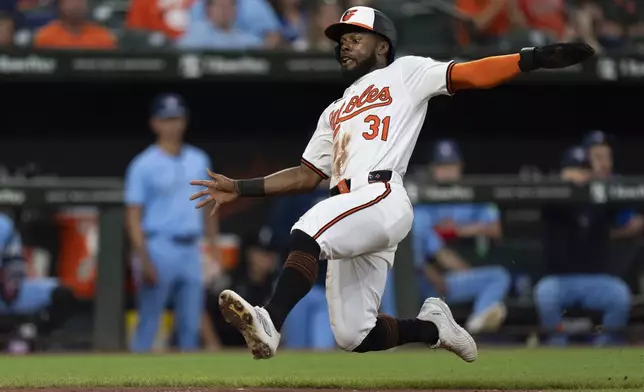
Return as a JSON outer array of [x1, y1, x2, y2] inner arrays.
[[431, 139, 462, 164], [150, 93, 187, 119], [582, 130, 613, 149], [561, 145, 590, 169]]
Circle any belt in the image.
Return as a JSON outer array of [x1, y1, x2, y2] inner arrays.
[[146, 232, 200, 245], [329, 170, 393, 197]]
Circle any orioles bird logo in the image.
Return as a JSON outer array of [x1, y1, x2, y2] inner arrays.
[[342, 9, 358, 21]]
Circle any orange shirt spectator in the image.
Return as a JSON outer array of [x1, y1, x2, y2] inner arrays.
[[34, 0, 116, 49], [456, 0, 510, 46], [34, 21, 115, 49], [518, 0, 566, 39], [126, 0, 194, 40]]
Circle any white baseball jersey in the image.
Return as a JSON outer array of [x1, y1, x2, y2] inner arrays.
[[292, 56, 455, 351], [301, 56, 455, 186]]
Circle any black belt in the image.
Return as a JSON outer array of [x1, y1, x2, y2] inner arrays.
[[146, 233, 200, 245], [329, 170, 393, 197]]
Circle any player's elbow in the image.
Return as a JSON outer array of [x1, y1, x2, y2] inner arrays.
[[299, 168, 323, 192]]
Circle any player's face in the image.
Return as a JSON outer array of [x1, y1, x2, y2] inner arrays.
[[59, 0, 87, 21], [339, 32, 386, 77], [588, 144, 612, 179], [151, 117, 187, 140], [431, 163, 463, 182], [208, 0, 236, 28]]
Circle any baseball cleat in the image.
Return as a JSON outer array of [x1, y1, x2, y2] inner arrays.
[[218, 289, 280, 360], [417, 297, 478, 363]]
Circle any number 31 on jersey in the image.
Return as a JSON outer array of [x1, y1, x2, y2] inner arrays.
[[362, 115, 391, 141]]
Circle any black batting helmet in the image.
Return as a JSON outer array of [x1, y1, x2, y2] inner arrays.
[[324, 6, 397, 65]]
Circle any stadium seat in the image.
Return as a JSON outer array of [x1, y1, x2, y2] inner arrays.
[[89, 0, 128, 29], [117, 29, 173, 51]]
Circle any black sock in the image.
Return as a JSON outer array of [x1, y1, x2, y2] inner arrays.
[[264, 230, 320, 331], [353, 315, 439, 353], [397, 319, 439, 346]]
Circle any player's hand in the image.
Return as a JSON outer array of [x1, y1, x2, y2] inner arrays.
[[519, 43, 595, 72], [190, 169, 239, 217], [140, 257, 158, 287]]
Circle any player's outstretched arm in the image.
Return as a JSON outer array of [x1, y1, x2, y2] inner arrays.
[[449, 43, 595, 92], [240, 162, 324, 196], [189, 163, 322, 216]]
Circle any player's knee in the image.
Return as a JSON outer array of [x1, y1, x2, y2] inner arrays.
[[605, 278, 631, 312], [285, 230, 322, 285], [289, 229, 321, 257], [488, 266, 511, 293], [331, 322, 364, 351], [534, 276, 560, 309]]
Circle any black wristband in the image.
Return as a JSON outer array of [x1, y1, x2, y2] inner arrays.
[[234, 178, 265, 196], [518, 47, 537, 73]]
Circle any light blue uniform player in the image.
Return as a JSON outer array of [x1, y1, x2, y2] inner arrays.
[[412, 140, 510, 334], [0, 213, 59, 315], [125, 93, 216, 352]]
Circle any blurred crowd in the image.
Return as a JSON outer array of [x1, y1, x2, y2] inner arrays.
[[0, 0, 372, 51], [452, 0, 644, 54], [0, 0, 642, 54]]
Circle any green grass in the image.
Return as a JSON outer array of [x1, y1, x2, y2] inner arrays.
[[0, 348, 642, 390]]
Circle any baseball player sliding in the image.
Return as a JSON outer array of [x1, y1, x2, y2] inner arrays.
[[190, 6, 594, 361]]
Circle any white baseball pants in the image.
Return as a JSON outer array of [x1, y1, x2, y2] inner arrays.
[[291, 173, 413, 351]]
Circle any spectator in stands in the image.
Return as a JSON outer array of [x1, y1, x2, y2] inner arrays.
[[0, 12, 14, 47], [582, 130, 644, 239], [573, 0, 644, 53], [535, 146, 631, 346], [511, 0, 576, 42], [188, 0, 281, 48], [456, 0, 512, 47], [205, 229, 279, 347], [412, 139, 510, 334], [33, 0, 116, 50], [295, 0, 342, 52], [0, 212, 76, 352], [126, 0, 194, 41], [270, 0, 307, 49], [0, 0, 56, 31], [177, 0, 263, 50]]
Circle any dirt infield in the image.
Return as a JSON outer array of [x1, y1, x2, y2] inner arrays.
[[2, 388, 542, 392]]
